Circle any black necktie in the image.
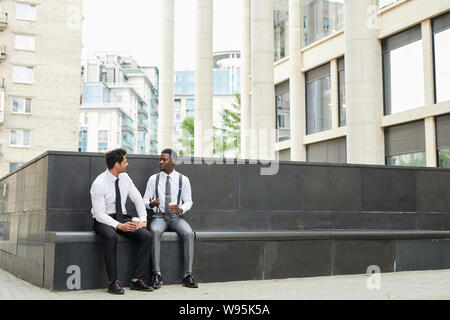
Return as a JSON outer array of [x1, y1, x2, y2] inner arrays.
[[164, 176, 172, 221], [115, 178, 124, 222]]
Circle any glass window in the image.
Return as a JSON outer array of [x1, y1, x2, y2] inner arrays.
[[338, 57, 346, 127], [9, 163, 23, 173], [16, 2, 37, 21], [275, 81, 290, 142], [383, 25, 425, 115], [274, 0, 289, 62], [303, 0, 344, 47], [439, 149, 450, 168], [10, 129, 31, 147], [11, 97, 32, 114], [385, 120, 426, 167], [78, 127, 87, 153], [386, 152, 427, 167], [14, 34, 35, 51], [98, 130, 108, 152], [13, 65, 33, 84], [306, 64, 331, 134], [433, 12, 450, 104]]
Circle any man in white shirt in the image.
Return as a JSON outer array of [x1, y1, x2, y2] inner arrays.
[[143, 148, 198, 289], [91, 148, 154, 294]]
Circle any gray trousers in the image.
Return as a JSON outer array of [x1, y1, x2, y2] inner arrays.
[[149, 216, 194, 275]]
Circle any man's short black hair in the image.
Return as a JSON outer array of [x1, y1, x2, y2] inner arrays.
[[161, 148, 178, 162], [106, 148, 127, 170]]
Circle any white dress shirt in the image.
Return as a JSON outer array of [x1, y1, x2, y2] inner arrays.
[[143, 169, 193, 215], [90, 169, 147, 229]]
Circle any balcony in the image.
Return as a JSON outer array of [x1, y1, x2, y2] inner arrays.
[[0, 13, 8, 31], [138, 103, 148, 117], [122, 116, 134, 135]]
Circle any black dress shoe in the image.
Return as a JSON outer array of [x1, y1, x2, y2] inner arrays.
[[182, 275, 199, 288], [130, 279, 154, 292], [152, 273, 163, 289], [108, 280, 125, 295]]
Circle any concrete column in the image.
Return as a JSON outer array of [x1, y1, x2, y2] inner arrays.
[[425, 117, 437, 167], [194, 0, 214, 158], [345, 0, 385, 165], [422, 19, 435, 108], [289, 0, 307, 161], [250, 0, 276, 161], [158, 0, 175, 153], [240, 0, 251, 159]]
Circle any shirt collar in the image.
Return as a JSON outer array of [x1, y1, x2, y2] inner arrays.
[[105, 169, 118, 183], [160, 169, 177, 180]]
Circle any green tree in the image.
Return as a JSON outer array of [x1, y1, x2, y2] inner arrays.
[[213, 93, 241, 157], [439, 149, 450, 168], [178, 117, 194, 156]]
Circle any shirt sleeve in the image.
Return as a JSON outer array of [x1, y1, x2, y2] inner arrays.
[[179, 176, 193, 215], [127, 175, 147, 222], [142, 175, 155, 210], [90, 181, 120, 229]]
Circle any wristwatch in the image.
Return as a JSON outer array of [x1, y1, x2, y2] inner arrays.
[[179, 208, 184, 215]]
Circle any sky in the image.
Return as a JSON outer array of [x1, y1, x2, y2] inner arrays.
[[82, 0, 242, 70]]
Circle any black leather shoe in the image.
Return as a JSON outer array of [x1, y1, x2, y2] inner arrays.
[[108, 280, 125, 295], [182, 275, 198, 288], [130, 279, 154, 292], [152, 273, 163, 289]]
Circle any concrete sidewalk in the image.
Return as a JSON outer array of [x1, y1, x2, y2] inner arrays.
[[0, 267, 449, 300]]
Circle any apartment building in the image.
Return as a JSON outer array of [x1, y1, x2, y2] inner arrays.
[[80, 53, 158, 155], [0, 0, 82, 177]]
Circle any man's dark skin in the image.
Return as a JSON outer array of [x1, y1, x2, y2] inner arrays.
[[149, 153, 182, 214]]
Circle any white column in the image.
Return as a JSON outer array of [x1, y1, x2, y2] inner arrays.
[[158, 0, 175, 153], [330, 59, 339, 129], [422, 19, 435, 108], [425, 117, 437, 167], [194, 0, 214, 158], [250, 0, 276, 161], [345, 0, 385, 165], [240, 0, 251, 159], [289, 0, 307, 161]]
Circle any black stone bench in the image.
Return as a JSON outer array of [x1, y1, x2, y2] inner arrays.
[[43, 229, 450, 291]]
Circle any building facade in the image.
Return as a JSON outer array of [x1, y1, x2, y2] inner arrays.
[[270, 0, 450, 168], [80, 53, 159, 155], [0, 0, 82, 177]]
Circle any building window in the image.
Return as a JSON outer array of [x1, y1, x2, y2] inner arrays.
[[338, 57, 346, 127], [307, 137, 347, 164], [306, 63, 331, 135], [10, 129, 31, 147], [9, 163, 23, 173], [274, 0, 289, 62], [275, 81, 290, 142], [14, 34, 36, 51], [303, 0, 344, 47], [11, 97, 32, 114], [385, 120, 426, 167], [98, 130, 108, 152], [437, 114, 450, 168], [78, 127, 87, 152], [13, 65, 34, 84], [383, 25, 425, 115], [433, 12, 450, 104], [16, 2, 37, 21]]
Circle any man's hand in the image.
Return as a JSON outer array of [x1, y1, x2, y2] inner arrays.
[[149, 197, 160, 208], [169, 204, 182, 215], [135, 221, 147, 230], [117, 222, 138, 232]]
